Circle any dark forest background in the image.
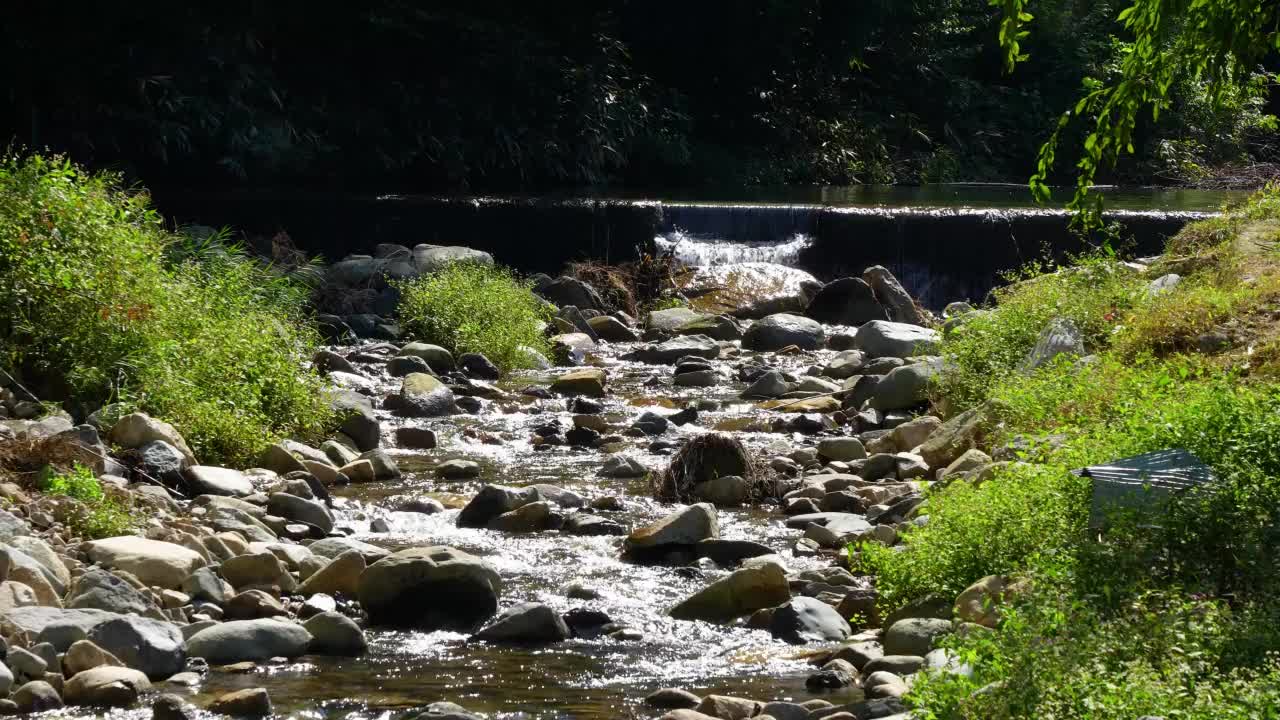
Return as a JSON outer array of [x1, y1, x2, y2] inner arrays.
[[4, 0, 1277, 193]]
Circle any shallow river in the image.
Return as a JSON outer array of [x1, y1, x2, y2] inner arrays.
[[185, 338, 862, 719]]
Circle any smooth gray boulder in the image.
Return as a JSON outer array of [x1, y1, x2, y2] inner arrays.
[[863, 266, 925, 325], [669, 562, 790, 623], [186, 619, 313, 663], [624, 503, 719, 553], [397, 343, 456, 372], [87, 616, 185, 679], [398, 373, 458, 417], [183, 466, 253, 497], [805, 277, 888, 326], [0, 509, 30, 538], [822, 349, 867, 379], [869, 358, 942, 411], [413, 245, 494, 274], [63, 666, 151, 707], [268, 493, 334, 534], [182, 567, 229, 604], [304, 611, 368, 656], [84, 537, 205, 589], [13, 680, 63, 712], [0, 659, 11, 696], [1019, 317, 1084, 372], [66, 569, 164, 619], [220, 552, 296, 592], [331, 390, 380, 451], [6, 536, 70, 591], [817, 437, 866, 462], [627, 335, 720, 364], [883, 617, 953, 657], [646, 307, 708, 333], [854, 320, 940, 358], [457, 485, 542, 528], [588, 315, 639, 342], [741, 370, 791, 398], [307, 537, 390, 564], [4, 608, 112, 650], [133, 440, 187, 485], [357, 546, 502, 630], [538, 276, 606, 312], [1147, 272, 1181, 297], [472, 602, 570, 644], [742, 314, 825, 351], [769, 596, 851, 644], [0, 544, 66, 596], [107, 413, 196, 464]]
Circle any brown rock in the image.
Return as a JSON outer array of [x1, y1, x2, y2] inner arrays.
[[208, 688, 272, 717]]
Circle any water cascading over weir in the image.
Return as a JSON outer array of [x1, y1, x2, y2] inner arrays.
[[153, 191, 1212, 308]]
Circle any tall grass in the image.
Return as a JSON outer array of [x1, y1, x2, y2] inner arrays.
[[0, 153, 333, 466]]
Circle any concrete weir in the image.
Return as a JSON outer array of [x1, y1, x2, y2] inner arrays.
[[153, 191, 1211, 307]]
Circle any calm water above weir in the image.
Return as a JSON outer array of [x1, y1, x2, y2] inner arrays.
[[597, 183, 1245, 212]]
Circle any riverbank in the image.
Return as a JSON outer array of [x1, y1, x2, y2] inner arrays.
[[1, 157, 1277, 719]]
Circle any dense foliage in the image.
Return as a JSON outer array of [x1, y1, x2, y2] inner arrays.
[[397, 263, 553, 373], [3, 1, 1274, 191], [997, 0, 1280, 218], [0, 154, 333, 465], [862, 188, 1280, 718]]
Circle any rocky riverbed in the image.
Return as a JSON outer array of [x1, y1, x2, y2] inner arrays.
[[0, 254, 1009, 720]]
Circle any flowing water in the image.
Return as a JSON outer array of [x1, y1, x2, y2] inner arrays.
[[167, 342, 866, 719]]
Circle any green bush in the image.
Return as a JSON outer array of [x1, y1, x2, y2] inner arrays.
[[871, 355, 1280, 612], [72, 500, 139, 540], [397, 262, 552, 373], [936, 255, 1141, 411], [860, 462, 1089, 610], [0, 153, 333, 466]]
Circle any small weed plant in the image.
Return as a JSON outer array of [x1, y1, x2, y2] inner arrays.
[[38, 463, 138, 539]]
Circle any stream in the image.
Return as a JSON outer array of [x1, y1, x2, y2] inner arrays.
[[184, 233, 874, 719]]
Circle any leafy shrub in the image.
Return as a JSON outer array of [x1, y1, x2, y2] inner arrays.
[[860, 462, 1089, 610], [935, 255, 1140, 410], [875, 356, 1280, 611], [0, 154, 333, 466], [397, 262, 552, 373], [645, 296, 690, 312]]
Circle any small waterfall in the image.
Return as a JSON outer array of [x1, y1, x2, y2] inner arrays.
[[655, 229, 815, 266]]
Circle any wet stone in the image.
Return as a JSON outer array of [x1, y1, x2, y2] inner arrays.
[[646, 688, 702, 709], [436, 459, 481, 480]]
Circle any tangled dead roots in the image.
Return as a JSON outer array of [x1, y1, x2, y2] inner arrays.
[[569, 261, 638, 316], [654, 433, 779, 504], [0, 434, 95, 487]]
